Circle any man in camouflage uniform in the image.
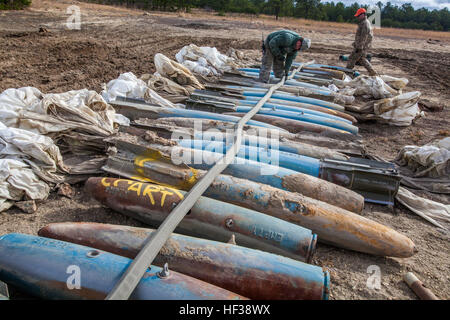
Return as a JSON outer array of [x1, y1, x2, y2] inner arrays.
[[347, 8, 377, 76], [259, 30, 311, 83]]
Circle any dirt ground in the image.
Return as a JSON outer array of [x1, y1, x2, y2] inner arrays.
[[0, 0, 449, 300]]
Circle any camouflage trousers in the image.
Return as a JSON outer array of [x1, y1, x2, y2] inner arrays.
[[346, 48, 377, 76], [258, 40, 285, 83]]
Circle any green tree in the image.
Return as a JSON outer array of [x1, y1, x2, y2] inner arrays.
[[0, 0, 31, 10]]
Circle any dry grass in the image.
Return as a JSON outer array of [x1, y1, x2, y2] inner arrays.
[[158, 8, 450, 42], [29, 1, 450, 42]]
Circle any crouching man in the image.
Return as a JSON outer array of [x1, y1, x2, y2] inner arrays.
[[259, 30, 311, 83]]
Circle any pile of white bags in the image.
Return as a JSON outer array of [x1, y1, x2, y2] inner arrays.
[[373, 91, 423, 126], [0, 86, 128, 211], [175, 44, 238, 76], [140, 73, 190, 103], [154, 53, 204, 90], [334, 75, 399, 99], [396, 137, 450, 178], [0, 87, 116, 136], [0, 122, 66, 211], [101, 72, 177, 109]]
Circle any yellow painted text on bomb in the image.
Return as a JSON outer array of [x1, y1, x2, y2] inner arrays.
[[101, 177, 184, 207]]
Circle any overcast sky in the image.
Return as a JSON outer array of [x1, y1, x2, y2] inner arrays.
[[327, 0, 450, 10]]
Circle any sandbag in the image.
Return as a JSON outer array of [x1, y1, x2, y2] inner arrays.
[[154, 53, 204, 90], [101, 72, 176, 109], [141, 73, 191, 103], [380, 75, 409, 91], [0, 159, 50, 212], [334, 75, 398, 99], [396, 137, 450, 178], [0, 122, 65, 183], [373, 91, 422, 126], [0, 87, 117, 136], [175, 44, 238, 76]]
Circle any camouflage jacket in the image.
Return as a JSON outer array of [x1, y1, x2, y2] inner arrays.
[[353, 18, 373, 51], [266, 30, 303, 73]]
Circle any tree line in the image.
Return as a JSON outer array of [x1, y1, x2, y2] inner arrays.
[[88, 0, 449, 31], [4, 1, 448, 31]]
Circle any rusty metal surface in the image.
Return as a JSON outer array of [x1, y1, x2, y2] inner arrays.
[[111, 100, 285, 132], [265, 98, 357, 124], [85, 177, 316, 260], [104, 137, 364, 213], [302, 67, 346, 80], [126, 122, 350, 162], [121, 124, 349, 162], [404, 272, 439, 300], [225, 112, 351, 136], [319, 159, 401, 206], [105, 64, 310, 300], [39, 222, 330, 300], [0, 233, 247, 300], [101, 148, 416, 257], [134, 117, 364, 152]]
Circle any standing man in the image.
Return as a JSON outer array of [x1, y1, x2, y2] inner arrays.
[[259, 30, 311, 83], [347, 8, 377, 76]]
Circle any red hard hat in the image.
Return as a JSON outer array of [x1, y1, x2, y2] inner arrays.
[[355, 8, 366, 17]]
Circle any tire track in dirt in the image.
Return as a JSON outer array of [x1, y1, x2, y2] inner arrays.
[[310, 43, 450, 96], [374, 49, 450, 95]]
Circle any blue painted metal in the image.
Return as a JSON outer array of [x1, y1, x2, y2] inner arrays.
[[169, 147, 303, 190], [242, 91, 344, 112], [228, 83, 332, 95], [244, 84, 333, 96], [153, 108, 284, 131], [189, 131, 347, 160], [39, 222, 329, 300], [240, 68, 336, 80], [0, 233, 247, 300], [239, 99, 352, 124], [176, 139, 321, 176], [239, 96, 355, 122], [298, 69, 333, 76], [293, 62, 360, 77], [241, 67, 329, 76], [302, 63, 352, 73], [239, 70, 335, 87], [105, 144, 417, 257], [284, 81, 332, 93], [170, 147, 318, 190], [85, 177, 316, 261], [105, 142, 363, 213], [236, 105, 357, 134]]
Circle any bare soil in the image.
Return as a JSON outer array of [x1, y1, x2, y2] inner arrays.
[[0, 0, 449, 300]]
